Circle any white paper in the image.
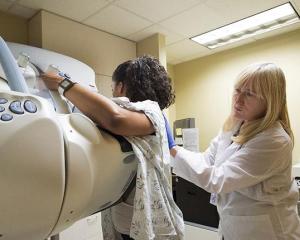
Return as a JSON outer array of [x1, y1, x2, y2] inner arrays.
[[182, 128, 199, 152], [175, 137, 183, 145]]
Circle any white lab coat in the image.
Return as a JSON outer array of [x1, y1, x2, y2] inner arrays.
[[172, 122, 300, 240]]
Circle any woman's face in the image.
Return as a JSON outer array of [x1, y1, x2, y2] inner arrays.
[[232, 80, 267, 122], [111, 81, 126, 97]]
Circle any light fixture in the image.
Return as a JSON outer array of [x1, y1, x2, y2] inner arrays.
[[191, 2, 300, 49]]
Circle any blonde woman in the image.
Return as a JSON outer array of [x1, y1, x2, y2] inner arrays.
[[165, 63, 300, 240]]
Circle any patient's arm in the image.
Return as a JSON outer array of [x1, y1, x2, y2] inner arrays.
[[42, 73, 154, 136]]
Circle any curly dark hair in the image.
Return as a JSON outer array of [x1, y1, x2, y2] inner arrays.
[[112, 55, 175, 109]]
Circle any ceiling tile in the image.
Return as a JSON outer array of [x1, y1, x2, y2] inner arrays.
[[172, 36, 255, 64], [127, 24, 186, 44], [18, 0, 114, 21], [166, 54, 180, 65], [291, 0, 300, 13], [115, 0, 203, 22], [160, 3, 225, 38], [9, 4, 37, 18], [179, 51, 211, 63], [168, 58, 182, 65], [167, 56, 180, 65], [0, 0, 14, 11], [166, 39, 209, 60], [84, 5, 152, 37]]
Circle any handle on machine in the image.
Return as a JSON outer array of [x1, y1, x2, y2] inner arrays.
[[0, 36, 29, 93]]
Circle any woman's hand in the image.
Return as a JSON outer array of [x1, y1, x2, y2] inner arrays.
[[163, 113, 177, 149], [162, 114, 179, 157], [170, 147, 178, 158], [41, 73, 64, 91]]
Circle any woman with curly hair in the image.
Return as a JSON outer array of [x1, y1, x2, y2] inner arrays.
[[42, 55, 184, 240]]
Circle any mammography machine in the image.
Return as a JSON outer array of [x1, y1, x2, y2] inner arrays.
[[0, 37, 137, 240]]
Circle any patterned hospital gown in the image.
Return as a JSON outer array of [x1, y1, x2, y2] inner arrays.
[[101, 97, 184, 240]]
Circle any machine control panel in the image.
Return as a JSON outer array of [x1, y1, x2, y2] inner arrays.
[[0, 97, 8, 104], [0, 97, 38, 122], [9, 100, 24, 114], [1, 113, 13, 121], [24, 100, 37, 113]]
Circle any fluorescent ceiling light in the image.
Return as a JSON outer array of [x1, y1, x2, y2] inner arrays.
[[191, 2, 300, 49]]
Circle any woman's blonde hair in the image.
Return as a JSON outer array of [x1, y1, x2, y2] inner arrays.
[[223, 62, 294, 145]]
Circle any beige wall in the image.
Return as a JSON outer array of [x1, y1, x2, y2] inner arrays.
[[0, 10, 28, 44], [28, 11, 42, 47], [29, 10, 136, 97], [173, 29, 300, 163]]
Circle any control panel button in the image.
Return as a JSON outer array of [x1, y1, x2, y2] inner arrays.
[[24, 100, 37, 113], [9, 101, 24, 114], [0, 106, 4, 112], [0, 98, 8, 104], [1, 113, 13, 121]]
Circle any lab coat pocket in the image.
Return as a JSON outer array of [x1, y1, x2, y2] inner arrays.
[[222, 214, 277, 240]]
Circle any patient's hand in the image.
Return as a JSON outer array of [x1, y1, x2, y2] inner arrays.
[[41, 73, 63, 91]]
